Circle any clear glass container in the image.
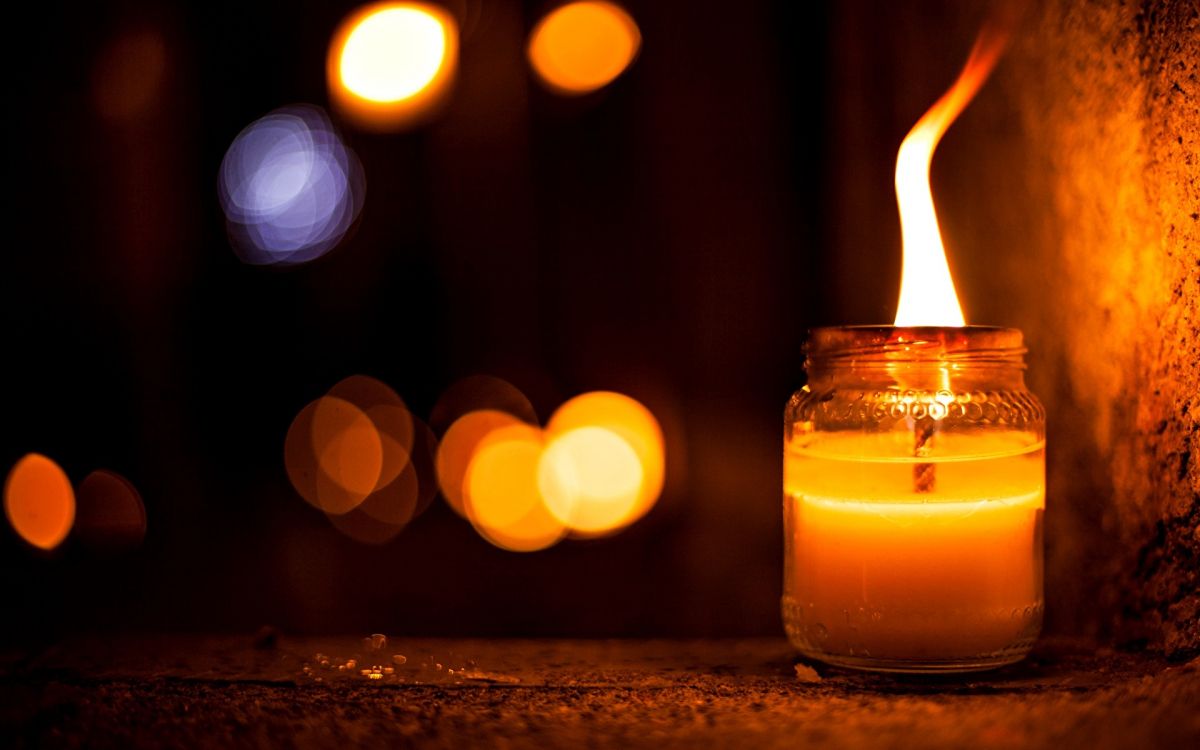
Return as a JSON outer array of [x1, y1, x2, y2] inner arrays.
[[782, 326, 1045, 673]]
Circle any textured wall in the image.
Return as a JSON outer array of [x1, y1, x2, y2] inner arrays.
[[995, 0, 1200, 656]]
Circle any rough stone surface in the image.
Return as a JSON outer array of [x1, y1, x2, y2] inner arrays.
[[997, 0, 1200, 656], [1, 637, 1197, 749]]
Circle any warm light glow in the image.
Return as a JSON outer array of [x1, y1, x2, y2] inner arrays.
[[75, 469, 146, 551], [340, 7, 446, 101], [543, 391, 664, 536], [285, 376, 434, 543], [893, 27, 1009, 327], [328, 2, 458, 130], [463, 424, 565, 552], [784, 429, 1044, 665], [314, 397, 385, 499], [325, 418, 437, 544], [431, 383, 664, 549], [286, 396, 382, 515], [91, 27, 167, 122], [327, 375, 415, 491], [436, 409, 524, 518], [4, 454, 75, 551], [538, 426, 644, 534], [528, 1, 641, 95], [428, 375, 538, 435]]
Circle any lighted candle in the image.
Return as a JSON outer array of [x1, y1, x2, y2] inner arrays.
[[781, 15, 1038, 672], [782, 327, 1046, 672]]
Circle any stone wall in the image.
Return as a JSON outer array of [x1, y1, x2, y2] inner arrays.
[[998, 0, 1200, 656]]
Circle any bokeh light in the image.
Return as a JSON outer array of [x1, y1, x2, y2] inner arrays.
[[333, 418, 438, 544], [527, 1, 641, 95], [91, 26, 167, 122], [219, 105, 364, 266], [340, 6, 447, 101], [436, 409, 525, 518], [314, 397, 385, 501], [428, 374, 538, 435], [328, 2, 459, 130], [4, 454, 75, 551], [286, 396, 383, 515], [542, 391, 665, 537], [538, 425, 644, 535], [327, 375, 415, 491], [286, 376, 665, 551], [434, 383, 666, 550], [285, 376, 435, 543], [462, 424, 566, 552], [74, 469, 147, 552]]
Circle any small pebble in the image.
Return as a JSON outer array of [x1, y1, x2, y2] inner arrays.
[[794, 663, 822, 683], [252, 625, 280, 650]]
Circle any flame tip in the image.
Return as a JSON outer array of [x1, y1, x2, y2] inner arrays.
[[894, 21, 1012, 328]]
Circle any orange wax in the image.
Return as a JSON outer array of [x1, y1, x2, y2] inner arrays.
[[783, 432, 1044, 670]]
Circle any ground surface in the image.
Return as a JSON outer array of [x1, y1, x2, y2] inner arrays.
[[0, 636, 1197, 748]]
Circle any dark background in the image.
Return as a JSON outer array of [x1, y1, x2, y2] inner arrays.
[[1, 0, 1015, 638]]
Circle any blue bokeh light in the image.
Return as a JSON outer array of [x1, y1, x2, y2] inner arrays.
[[219, 105, 364, 266]]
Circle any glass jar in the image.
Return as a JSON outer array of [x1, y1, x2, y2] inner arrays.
[[782, 326, 1045, 673]]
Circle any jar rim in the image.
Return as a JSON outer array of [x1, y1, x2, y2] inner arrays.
[[805, 326, 1026, 366]]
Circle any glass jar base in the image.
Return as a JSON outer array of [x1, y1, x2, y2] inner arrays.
[[792, 647, 1031, 674], [782, 596, 1043, 675]]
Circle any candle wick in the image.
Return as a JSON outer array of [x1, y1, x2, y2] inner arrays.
[[914, 418, 936, 494]]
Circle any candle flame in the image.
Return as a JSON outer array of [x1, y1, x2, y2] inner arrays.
[[893, 25, 1010, 327]]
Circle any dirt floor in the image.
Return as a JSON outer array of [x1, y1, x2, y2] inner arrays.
[[0, 635, 1197, 748]]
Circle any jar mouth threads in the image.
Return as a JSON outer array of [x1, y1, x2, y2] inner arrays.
[[805, 326, 1027, 370]]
